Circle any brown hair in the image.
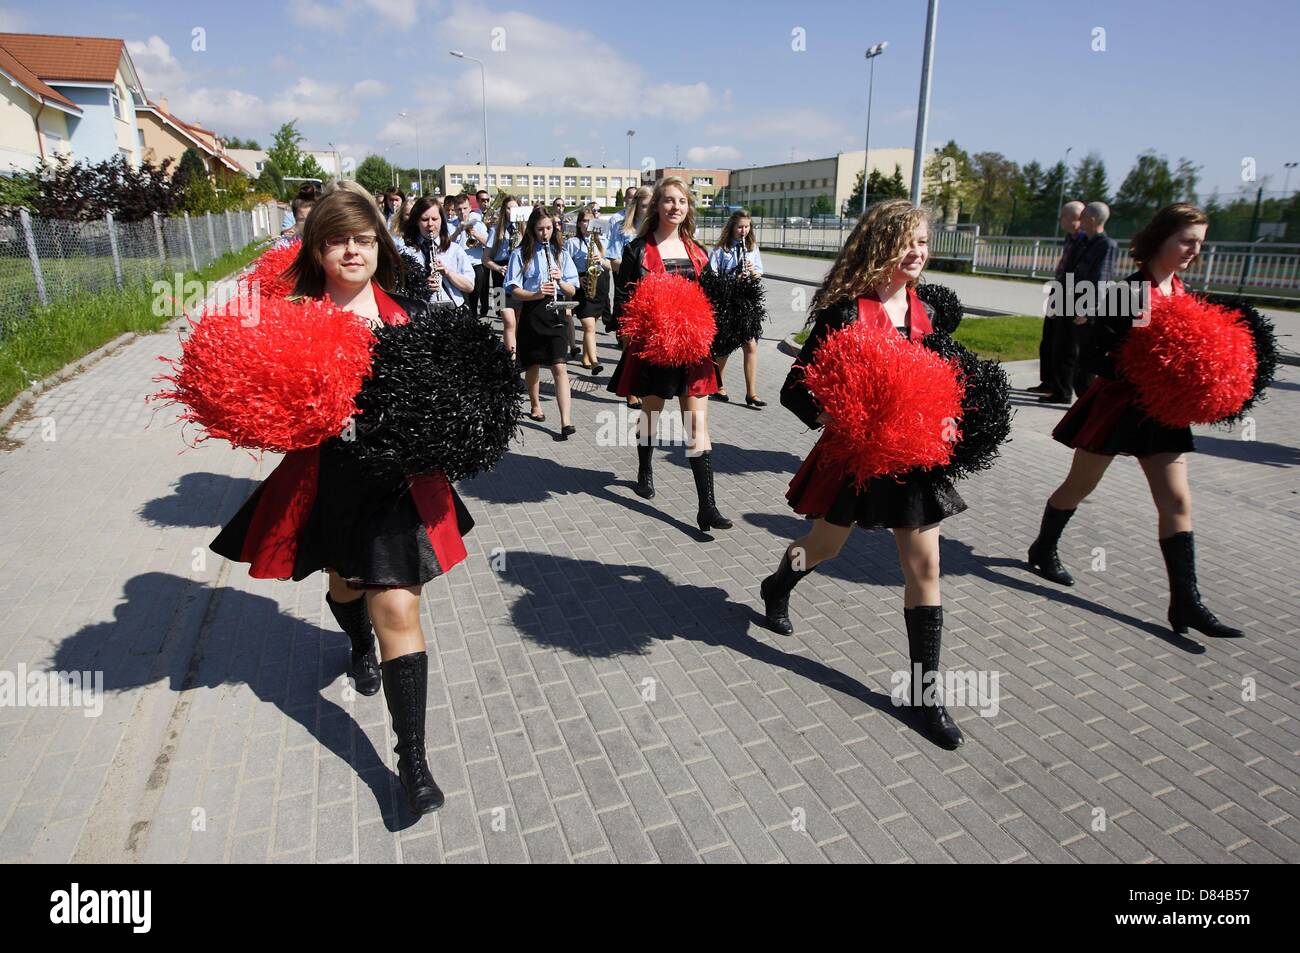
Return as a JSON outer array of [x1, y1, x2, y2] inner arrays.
[[810, 198, 928, 314], [637, 176, 698, 245], [716, 209, 756, 252], [518, 205, 564, 274], [402, 196, 450, 251], [574, 205, 604, 257], [286, 189, 400, 298], [490, 195, 519, 259], [1129, 202, 1208, 265]]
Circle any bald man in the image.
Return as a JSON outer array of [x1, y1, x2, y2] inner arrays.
[[1032, 201, 1086, 397], [1052, 200, 1117, 400]]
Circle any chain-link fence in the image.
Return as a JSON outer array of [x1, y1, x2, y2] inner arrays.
[[0, 202, 278, 334]]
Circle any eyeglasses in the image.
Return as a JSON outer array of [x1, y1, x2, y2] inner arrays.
[[322, 235, 379, 250]]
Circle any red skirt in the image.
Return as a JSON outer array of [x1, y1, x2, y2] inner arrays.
[[1052, 377, 1195, 457], [607, 348, 720, 398], [211, 439, 473, 589], [787, 434, 967, 530]]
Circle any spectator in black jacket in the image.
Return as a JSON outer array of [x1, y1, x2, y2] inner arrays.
[[1030, 201, 1084, 394], [1042, 201, 1116, 403]]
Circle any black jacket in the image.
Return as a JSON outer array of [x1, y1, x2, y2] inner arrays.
[[1080, 269, 1145, 379], [1070, 232, 1117, 286], [612, 236, 705, 320], [779, 297, 935, 430]]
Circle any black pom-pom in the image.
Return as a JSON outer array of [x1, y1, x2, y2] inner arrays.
[[1202, 293, 1279, 424], [395, 248, 467, 317], [915, 281, 964, 334], [340, 308, 523, 482], [701, 267, 766, 356], [921, 331, 1013, 479]]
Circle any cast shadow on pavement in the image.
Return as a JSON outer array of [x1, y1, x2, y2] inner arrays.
[[48, 572, 425, 834], [1191, 434, 1299, 468], [139, 472, 261, 528], [500, 550, 941, 742], [741, 511, 1206, 655]]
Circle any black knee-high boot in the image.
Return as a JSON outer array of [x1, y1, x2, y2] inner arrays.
[[689, 450, 732, 531], [903, 606, 965, 750], [380, 652, 445, 815], [760, 548, 813, 635], [1159, 531, 1244, 638], [635, 442, 655, 499], [1027, 503, 1077, 586], [326, 592, 381, 696]]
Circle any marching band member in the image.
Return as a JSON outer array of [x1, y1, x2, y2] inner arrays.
[[484, 195, 522, 365], [398, 197, 477, 306], [759, 199, 965, 749], [507, 206, 581, 440], [565, 206, 612, 375], [1028, 203, 1244, 639], [608, 176, 731, 533], [447, 194, 490, 315], [709, 209, 767, 406]]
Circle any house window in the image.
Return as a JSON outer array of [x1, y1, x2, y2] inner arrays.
[[548, 175, 560, 186], [610, 177, 621, 188], [487, 174, 496, 186], [533, 175, 544, 186], [596, 177, 606, 187], [564, 176, 576, 187], [579, 176, 591, 187], [112, 85, 123, 120], [256, 161, 266, 172], [465, 175, 479, 185], [450, 173, 463, 185], [137, 129, 145, 149]]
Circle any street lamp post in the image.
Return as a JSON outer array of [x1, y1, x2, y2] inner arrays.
[[910, 0, 939, 204], [1056, 145, 1074, 226], [627, 130, 635, 187], [399, 111, 421, 194], [1283, 161, 1298, 200], [861, 42, 888, 215], [450, 51, 491, 194]]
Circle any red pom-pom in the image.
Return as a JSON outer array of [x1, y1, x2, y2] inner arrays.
[[1118, 295, 1257, 427], [245, 242, 301, 300], [620, 272, 716, 366], [802, 322, 964, 486], [150, 294, 375, 452]]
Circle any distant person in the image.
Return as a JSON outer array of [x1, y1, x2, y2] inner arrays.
[[271, 196, 315, 248], [281, 183, 319, 232], [1042, 201, 1116, 404], [1030, 201, 1084, 399]]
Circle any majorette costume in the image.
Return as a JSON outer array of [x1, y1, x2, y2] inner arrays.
[[606, 234, 731, 533], [760, 286, 1004, 750], [1028, 269, 1263, 640]]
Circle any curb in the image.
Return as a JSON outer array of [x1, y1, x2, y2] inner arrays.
[[0, 260, 258, 436]]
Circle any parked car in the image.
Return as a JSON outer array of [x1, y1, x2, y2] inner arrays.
[[784, 216, 810, 226]]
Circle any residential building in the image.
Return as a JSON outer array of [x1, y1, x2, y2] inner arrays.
[[228, 148, 342, 182], [0, 31, 145, 169], [722, 148, 915, 218], [136, 96, 240, 176], [651, 167, 731, 207], [434, 163, 640, 208]]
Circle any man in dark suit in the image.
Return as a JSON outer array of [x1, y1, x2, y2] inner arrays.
[[1031, 201, 1084, 394], [1041, 201, 1116, 403]]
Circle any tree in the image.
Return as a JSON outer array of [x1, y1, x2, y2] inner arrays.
[[254, 158, 284, 200], [922, 140, 976, 224], [222, 135, 261, 150], [562, 156, 579, 167], [266, 119, 329, 195], [173, 147, 208, 192], [1172, 158, 1200, 203], [844, 162, 908, 215], [1113, 150, 1175, 222], [356, 154, 396, 195], [810, 194, 833, 216], [969, 152, 1019, 234], [1069, 152, 1109, 204]]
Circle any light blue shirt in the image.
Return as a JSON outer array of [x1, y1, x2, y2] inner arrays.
[[606, 216, 640, 263], [400, 239, 476, 306], [448, 212, 489, 264], [564, 235, 606, 273], [709, 243, 764, 275], [280, 208, 294, 230], [504, 244, 579, 296], [484, 224, 518, 263]]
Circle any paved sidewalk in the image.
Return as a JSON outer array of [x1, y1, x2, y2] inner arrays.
[[0, 275, 1296, 863]]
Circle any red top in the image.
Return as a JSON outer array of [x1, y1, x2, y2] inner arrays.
[[854, 287, 934, 342], [642, 232, 709, 276]]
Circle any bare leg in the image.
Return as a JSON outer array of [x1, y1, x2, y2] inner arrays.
[[552, 363, 571, 427], [526, 364, 542, 417], [742, 338, 759, 399], [715, 353, 730, 396], [638, 395, 665, 445], [1048, 448, 1114, 509], [761, 518, 852, 634], [502, 308, 518, 359], [893, 524, 942, 609], [1137, 452, 1192, 538], [580, 317, 599, 366], [787, 518, 853, 570], [679, 394, 711, 453], [366, 585, 425, 661]]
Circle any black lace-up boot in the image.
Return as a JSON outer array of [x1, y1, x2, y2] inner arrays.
[[326, 592, 381, 696], [380, 652, 445, 815]]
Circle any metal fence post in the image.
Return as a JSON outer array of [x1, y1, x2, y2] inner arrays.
[[184, 211, 199, 271], [106, 212, 123, 289], [1030, 239, 1040, 279], [225, 210, 235, 252], [18, 208, 47, 307], [152, 211, 166, 266], [205, 212, 217, 264], [239, 210, 248, 247], [1202, 245, 1216, 292]]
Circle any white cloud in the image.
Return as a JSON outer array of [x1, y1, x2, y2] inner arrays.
[[0, 6, 29, 30], [351, 79, 388, 98], [127, 35, 186, 99], [685, 145, 741, 165], [289, 0, 421, 30]]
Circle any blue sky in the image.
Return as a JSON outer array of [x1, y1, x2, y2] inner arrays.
[[4, 0, 1297, 197]]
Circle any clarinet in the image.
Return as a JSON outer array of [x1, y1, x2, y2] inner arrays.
[[735, 239, 747, 276], [423, 236, 451, 304], [543, 238, 578, 314]]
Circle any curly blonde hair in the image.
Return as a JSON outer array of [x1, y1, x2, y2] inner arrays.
[[810, 199, 928, 313]]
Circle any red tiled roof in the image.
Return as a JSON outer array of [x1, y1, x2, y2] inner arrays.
[[0, 32, 125, 83], [0, 41, 80, 110], [142, 100, 240, 173]]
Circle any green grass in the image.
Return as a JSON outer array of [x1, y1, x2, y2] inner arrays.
[[0, 242, 265, 412], [791, 315, 1043, 362]]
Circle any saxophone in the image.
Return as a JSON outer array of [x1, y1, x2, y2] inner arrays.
[[581, 228, 603, 298]]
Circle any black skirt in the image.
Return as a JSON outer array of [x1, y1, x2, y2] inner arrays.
[[516, 297, 569, 368], [575, 269, 611, 323], [1052, 378, 1196, 457]]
